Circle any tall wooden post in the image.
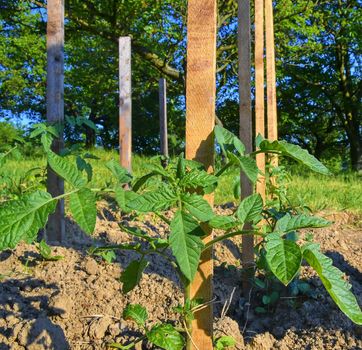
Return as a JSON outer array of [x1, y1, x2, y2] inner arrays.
[[119, 37, 132, 173], [46, 0, 65, 243], [265, 0, 278, 142], [186, 0, 217, 348], [238, 0, 254, 296], [159, 78, 169, 158], [255, 0, 266, 199]]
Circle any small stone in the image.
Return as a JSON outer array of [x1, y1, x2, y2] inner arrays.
[[49, 294, 73, 319], [84, 258, 99, 275], [108, 322, 122, 337], [88, 316, 113, 340]]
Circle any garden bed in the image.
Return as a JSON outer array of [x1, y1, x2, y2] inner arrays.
[[0, 208, 361, 350]]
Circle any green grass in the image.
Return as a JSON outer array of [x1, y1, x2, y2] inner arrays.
[[1, 148, 361, 214]]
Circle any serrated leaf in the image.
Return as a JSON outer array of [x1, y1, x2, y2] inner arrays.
[[0, 191, 56, 250], [169, 211, 204, 281], [259, 140, 330, 175], [69, 188, 96, 235], [132, 170, 169, 192], [214, 125, 245, 156], [127, 186, 177, 212], [303, 243, 362, 325], [120, 259, 149, 294], [47, 151, 86, 188], [208, 215, 238, 230], [119, 224, 154, 243], [180, 170, 218, 194], [147, 324, 185, 350], [123, 304, 148, 327], [265, 233, 302, 285], [76, 156, 93, 182], [229, 153, 259, 184], [106, 160, 132, 184], [275, 213, 331, 234], [237, 194, 263, 224], [181, 193, 214, 221]]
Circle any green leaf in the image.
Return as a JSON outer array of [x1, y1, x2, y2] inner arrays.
[[106, 160, 132, 184], [38, 239, 63, 261], [120, 259, 149, 293], [47, 151, 86, 188], [127, 186, 177, 212], [0, 191, 56, 250], [236, 194, 263, 224], [303, 243, 362, 325], [119, 224, 154, 243], [76, 156, 93, 182], [69, 188, 96, 235], [228, 153, 259, 184], [214, 125, 245, 156], [215, 336, 237, 350], [275, 213, 331, 234], [259, 140, 330, 175], [147, 324, 185, 350], [208, 215, 238, 230], [169, 211, 204, 281], [181, 193, 214, 221], [265, 233, 302, 285], [123, 304, 148, 327], [180, 170, 218, 194]]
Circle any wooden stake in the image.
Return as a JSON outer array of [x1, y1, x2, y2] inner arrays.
[[186, 0, 217, 348], [238, 0, 254, 296], [119, 37, 132, 173], [255, 0, 266, 199], [159, 78, 169, 158], [265, 0, 278, 142], [46, 0, 65, 243]]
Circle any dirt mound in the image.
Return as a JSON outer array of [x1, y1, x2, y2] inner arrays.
[[0, 209, 361, 349]]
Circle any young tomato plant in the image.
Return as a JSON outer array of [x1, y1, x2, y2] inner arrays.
[[0, 124, 361, 350]]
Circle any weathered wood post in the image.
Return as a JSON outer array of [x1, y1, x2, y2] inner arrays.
[[238, 0, 254, 296], [119, 37, 132, 173], [159, 78, 169, 159], [255, 0, 266, 199], [46, 0, 65, 243], [265, 0, 278, 143], [186, 0, 217, 348]]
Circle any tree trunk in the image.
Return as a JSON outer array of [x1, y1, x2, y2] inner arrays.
[[336, 42, 361, 171]]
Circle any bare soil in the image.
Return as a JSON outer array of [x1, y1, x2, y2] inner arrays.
[[0, 207, 361, 350]]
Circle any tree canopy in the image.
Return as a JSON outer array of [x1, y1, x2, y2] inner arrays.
[[0, 0, 361, 169]]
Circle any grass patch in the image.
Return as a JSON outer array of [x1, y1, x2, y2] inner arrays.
[[1, 148, 361, 214]]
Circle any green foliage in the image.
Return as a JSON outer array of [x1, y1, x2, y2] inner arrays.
[[0, 191, 56, 250], [111, 304, 184, 350], [122, 304, 148, 328], [69, 188, 97, 235], [259, 140, 331, 175], [169, 211, 204, 282], [120, 259, 149, 294], [36, 239, 63, 261], [303, 243, 362, 325], [214, 336, 237, 350], [265, 233, 302, 285], [0, 124, 360, 330], [146, 324, 185, 350]]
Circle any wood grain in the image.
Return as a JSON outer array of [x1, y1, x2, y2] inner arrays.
[[238, 0, 255, 296], [119, 37, 132, 173], [46, 0, 65, 243], [186, 0, 217, 348], [255, 0, 266, 200], [265, 0, 278, 142], [159, 78, 169, 158]]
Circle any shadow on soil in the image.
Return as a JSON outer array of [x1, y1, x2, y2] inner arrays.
[[0, 277, 69, 349]]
